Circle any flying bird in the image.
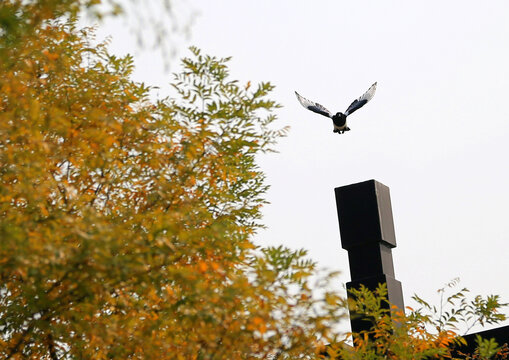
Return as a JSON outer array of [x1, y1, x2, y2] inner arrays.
[[295, 82, 377, 134]]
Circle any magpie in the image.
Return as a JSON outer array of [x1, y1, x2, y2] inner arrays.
[[295, 82, 377, 134]]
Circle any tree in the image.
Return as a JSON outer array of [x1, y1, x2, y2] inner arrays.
[[0, 13, 346, 359], [324, 283, 508, 360]]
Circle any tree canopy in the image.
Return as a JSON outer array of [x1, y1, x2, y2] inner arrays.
[[0, 7, 346, 359]]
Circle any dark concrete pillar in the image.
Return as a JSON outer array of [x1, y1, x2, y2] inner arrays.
[[334, 179, 404, 334]]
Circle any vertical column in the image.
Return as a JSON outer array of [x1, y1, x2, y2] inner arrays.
[[334, 180, 404, 334]]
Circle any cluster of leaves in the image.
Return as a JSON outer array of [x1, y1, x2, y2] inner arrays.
[[412, 278, 508, 336], [323, 284, 508, 360], [1, 0, 107, 49], [0, 7, 348, 358], [460, 339, 509, 360], [0, 0, 189, 65]]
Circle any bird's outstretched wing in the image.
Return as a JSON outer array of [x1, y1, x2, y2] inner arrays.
[[295, 91, 332, 118], [344, 82, 377, 116]]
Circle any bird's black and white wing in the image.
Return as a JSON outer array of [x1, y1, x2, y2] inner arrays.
[[344, 82, 377, 116], [295, 91, 332, 118]]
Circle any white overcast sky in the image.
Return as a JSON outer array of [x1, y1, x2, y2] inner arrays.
[[96, 0, 509, 334]]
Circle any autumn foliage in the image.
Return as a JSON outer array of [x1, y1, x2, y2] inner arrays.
[[0, 2, 347, 358], [324, 284, 508, 360]]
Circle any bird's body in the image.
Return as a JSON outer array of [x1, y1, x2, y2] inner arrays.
[[295, 82, 377, 134], [331, 113, 348, 133]]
